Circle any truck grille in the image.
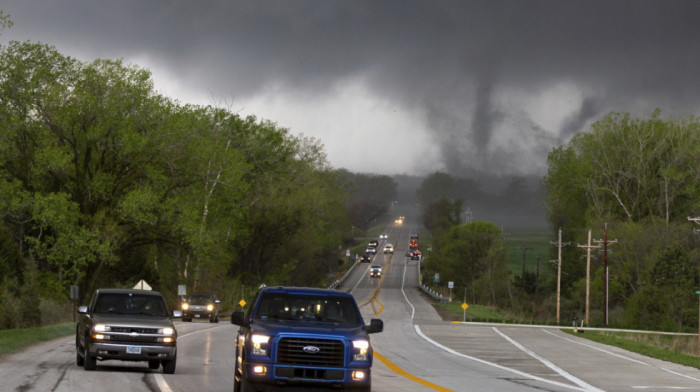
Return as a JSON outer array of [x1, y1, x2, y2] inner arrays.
[[277, 337, 344, 367], [108, 334, 161, 344], [109, 326, 160, 334]]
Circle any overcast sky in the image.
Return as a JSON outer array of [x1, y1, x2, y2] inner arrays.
[[2, 1, 699, 178]]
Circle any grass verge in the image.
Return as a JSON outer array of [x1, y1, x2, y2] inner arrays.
[[562, 330, 700, 369], [433, 301, 510, 323], [0, 323, 74, 355]]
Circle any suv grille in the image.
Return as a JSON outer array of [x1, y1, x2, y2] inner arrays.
[[109, 326, 160, 334], [277, 337, 344, 367]]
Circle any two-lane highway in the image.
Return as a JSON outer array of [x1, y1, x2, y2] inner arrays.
[[2, 212, 700, 391]]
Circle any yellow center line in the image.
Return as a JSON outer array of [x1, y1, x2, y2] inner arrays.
[[374, 351, 454, 392]]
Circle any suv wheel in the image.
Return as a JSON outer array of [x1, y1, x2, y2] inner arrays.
[[83, 342, 97, 371], [75, 333, 84, 366], [162, 352, 177, 374], [234, 371, 256, 392]]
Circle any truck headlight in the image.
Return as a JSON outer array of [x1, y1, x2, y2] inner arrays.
[[352, 340, 369, 361], [207, 304, 214, 311], [251, 334, 270, 356], [159, 327, 174, 335], [181, 303, 189, 310], [93, 324, 109, 332]]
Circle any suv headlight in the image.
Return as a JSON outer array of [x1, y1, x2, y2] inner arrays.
[[207, 304, 214, 311], [251, 334, 270, 356], [93, 324, 110, 332], [352, 340, 369, 361], [159, 327, 175, 335], [181, 303, 189, 310]]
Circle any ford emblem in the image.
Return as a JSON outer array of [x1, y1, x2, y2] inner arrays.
[[303, 345, 320, 354]]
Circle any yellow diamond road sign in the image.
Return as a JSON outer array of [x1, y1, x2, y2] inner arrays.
[[239, 299, 246, 308], [461, 302, 469, 310]]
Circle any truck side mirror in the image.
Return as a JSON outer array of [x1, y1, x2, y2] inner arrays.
[[231, 311, 247, 326], [172, 310, 182, 318], [367, 318, 383, 334], [77, 305, 88, 314]]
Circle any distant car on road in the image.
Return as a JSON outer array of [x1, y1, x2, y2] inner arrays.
[[370, 265, 382, 278], [366, 245, 377, 254], [379, 233, 388, 239], [359, 254, 372, 263], [181, 293, 220, 322], [368, 239, 379, 247], [383, 243, 394, 254]]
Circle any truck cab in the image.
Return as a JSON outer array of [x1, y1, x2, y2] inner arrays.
[[230, 286, 383, 392]]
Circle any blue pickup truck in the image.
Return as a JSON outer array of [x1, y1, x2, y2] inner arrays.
[[230, 286, 383, 392]]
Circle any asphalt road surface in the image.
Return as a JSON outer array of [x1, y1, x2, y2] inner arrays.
[[2, 213, 700, 391]]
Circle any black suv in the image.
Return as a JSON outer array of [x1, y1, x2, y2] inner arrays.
[[181, 293, 220, 322], [231, 286, 383, 392], [75, 289, 180, 373]]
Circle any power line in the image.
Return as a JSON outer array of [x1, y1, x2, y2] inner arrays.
[[516, 241, 533, 291], [550, 228, 570, 324], [577, 229, 600, 327], [593, 223, 618, 326]]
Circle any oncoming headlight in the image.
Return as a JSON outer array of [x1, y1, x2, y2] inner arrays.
[[251, 334, 270, 356], [181, 303, 189, 310], [207, 304, 214, 311], [352, 340, 369, 361], [93, 324, 109, 332]]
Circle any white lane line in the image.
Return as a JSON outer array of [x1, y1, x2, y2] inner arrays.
[[493, 327, 604, 392], [542, 329, 700, 383], [414, 325, 587, 392], [154, 373, 173, 391], [351, 263, 371, 292], [401, 258, 416, 320], [153, 324, 228, 392]]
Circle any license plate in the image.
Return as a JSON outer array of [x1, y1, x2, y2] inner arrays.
[[194, 314, 200, 318], [126, 346, 142, 354]]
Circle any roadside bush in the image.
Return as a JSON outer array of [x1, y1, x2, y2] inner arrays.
[[0, 279, 21, 329], [39, 298, 73, 326]]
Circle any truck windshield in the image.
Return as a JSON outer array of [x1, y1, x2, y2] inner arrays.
[[255, 293, 360, 324], [94, 293, 168, 317], [187, 294, 214, 305]]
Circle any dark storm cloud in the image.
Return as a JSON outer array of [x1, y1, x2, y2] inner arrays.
[[2, 0, 700, 176]]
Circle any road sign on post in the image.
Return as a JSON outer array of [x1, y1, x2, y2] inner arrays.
[[70, 285, 79, 322]]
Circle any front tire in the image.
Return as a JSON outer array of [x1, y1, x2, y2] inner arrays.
[[162, 352, 177, 374], [75, 332, 84, 366], [233, 370, 256, 392], [83, 342, 96, 371]]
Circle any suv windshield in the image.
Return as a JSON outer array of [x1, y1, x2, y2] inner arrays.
[[188, 294, 214, 304], [255, 293, 360, 324], [93, 293, 168, 317]]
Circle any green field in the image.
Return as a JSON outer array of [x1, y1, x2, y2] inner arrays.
[[504, 229, 554, 278]]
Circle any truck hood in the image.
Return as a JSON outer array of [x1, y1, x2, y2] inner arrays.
[[250, 319, 367, 340]]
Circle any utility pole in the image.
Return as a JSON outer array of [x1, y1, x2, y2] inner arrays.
[[536, 256, 540, 297], [593, 223, 617, 326], [551, 228, 570, 324], [577, 229, 600, 327], [517, 242, 533, 291]]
